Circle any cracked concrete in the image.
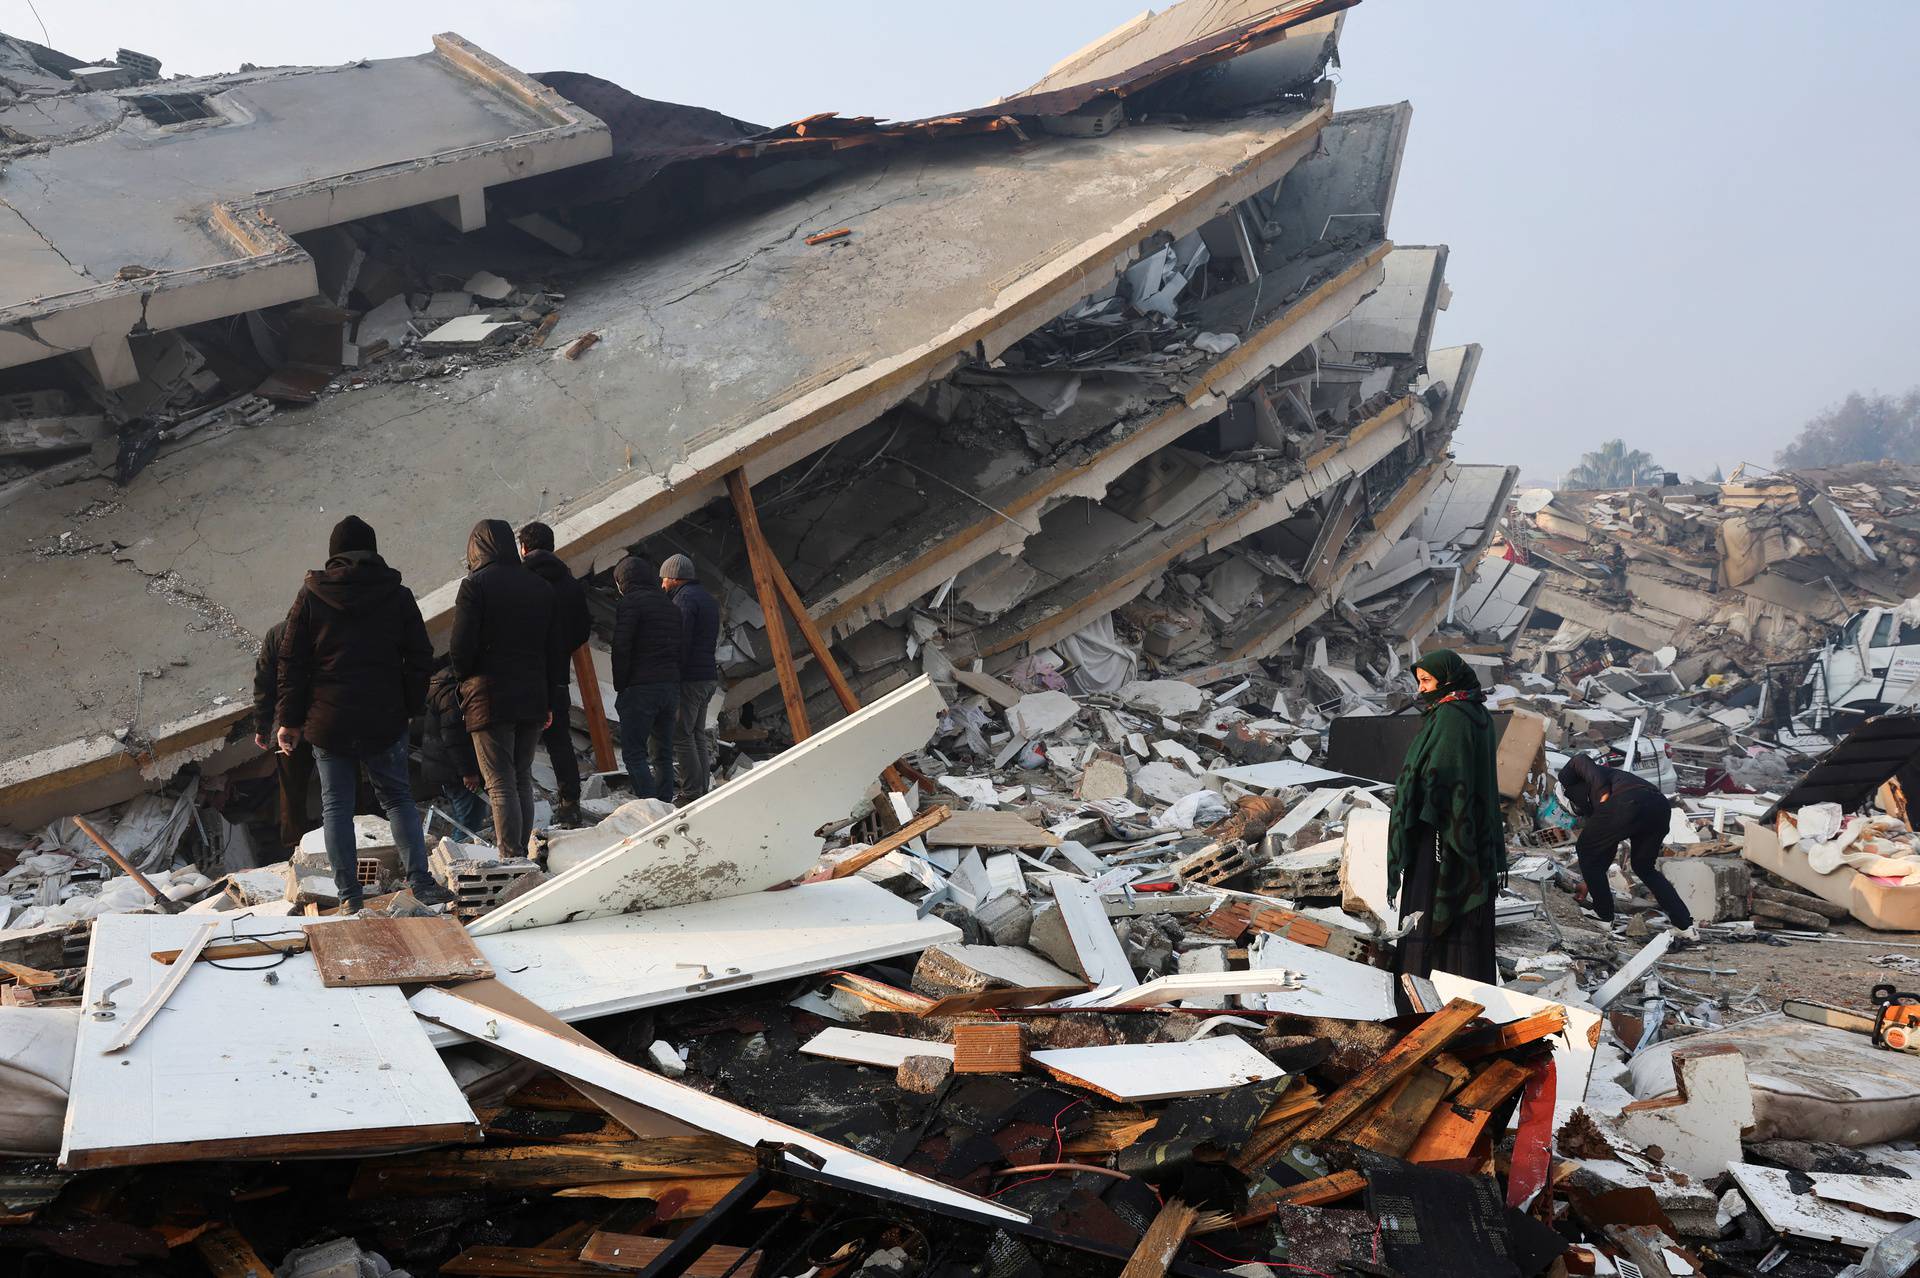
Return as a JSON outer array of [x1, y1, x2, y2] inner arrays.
[[0, 105, 1329, 821]]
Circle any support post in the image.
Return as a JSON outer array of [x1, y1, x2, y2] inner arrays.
[[725, 469, 811, 742], [571, 646, 616, 773]]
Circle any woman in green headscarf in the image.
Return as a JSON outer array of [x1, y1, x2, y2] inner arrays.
[[1386, 649, 1505, 982]]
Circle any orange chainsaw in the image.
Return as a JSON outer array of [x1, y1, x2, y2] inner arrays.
[[1783, 984, 1920, 1053]]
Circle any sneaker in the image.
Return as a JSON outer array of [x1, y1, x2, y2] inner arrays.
[[1670, 923, 1701, 944], [410, 880, 456, 907]]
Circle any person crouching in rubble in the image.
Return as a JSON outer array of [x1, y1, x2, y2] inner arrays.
[[1386, 649, 1505, 983], [420, 657, 489, 842], [275, 516, 453, 910], [611, 555, 682, 801], [1559, 753, 1698, 942], [450, 519, 567, 860]]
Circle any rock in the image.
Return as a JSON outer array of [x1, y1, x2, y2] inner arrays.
[[1075, 751, 1130, 802], [974, 892, 1033, 947], [1117, 679, 1205, 717], [1026, 902, 1086, 978], [896, 1055, 954, 1096], [1007, 690, 1080, 738]]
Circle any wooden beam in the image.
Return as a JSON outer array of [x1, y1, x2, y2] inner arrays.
[[572, 646, 616, 773], [1403, 1058, 1531, 1165], [347, 1139, 755, 1198], [1451, 1008, 1568, 1061], [193, 1225, 272, 1278], [725, 468, 810, 741], [1341, 1065, 1452, 1157], [827, 805, 951, 880], [1119, 1196, 1199, 1278], [152, 936, 309, 966], [580, 1232, 760, 1276], [1290, 998, 1484, 1144], [1199, 1169, 1367, 1234]]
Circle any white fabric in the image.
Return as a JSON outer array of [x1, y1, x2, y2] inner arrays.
[[1059, 613, 1138, 694], [0, 1007, 77, 1154]]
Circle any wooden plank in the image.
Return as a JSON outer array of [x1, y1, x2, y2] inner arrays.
[[1119, 1197, 1198, 1278], [1289, 997, 1483, 1144], [440, 1246, 609, 1276], [410, 985, 1026, 1222], [1404, 1058, 1531, 1165], [918, 983, 1087, 1016], [193, 1224, 272, 1278], [350, 1139, 755, 1198], [1451, 1008, 1568, 1060], [580, 1232, 759, 1276], [1061, 1111, 1157, 1156], [152, 937, 309, 965], [727, 468, 811, 741], [571, 645, 617, 773], [102, 918, 217, 1053], [1201, 1170, 1366, 1234], [925, 810, 1061, 849], [952, 1022, 1024, 1074], [1342, 1066, 1452, 1157], [827, 805, 951, 879], [0, 960, 59, 987], [952, 667, 1023, 709], [307, 916, 493, 988], [551, 1178, 797, 1215]]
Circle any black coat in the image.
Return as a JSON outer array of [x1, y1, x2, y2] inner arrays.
[[276, 551, 433, 755], [252, 620, 286, 736], [668, 580, 721, 682], [448, 520, 566, 732], [1559, 754, 1655, 818], [524, 548, 592, 715], [612, 557, 683, 690], [419, 665, 479, 791]]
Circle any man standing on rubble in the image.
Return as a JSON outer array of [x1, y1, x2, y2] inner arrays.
[[1559, 753, 1697, 941], [275, 516, 451, 910], [252, 619, 314, 855], [660, 553, 721, 801], [612, 555, 681, 800], [450, 519, 567, 859], [517, 521, 591, 827]]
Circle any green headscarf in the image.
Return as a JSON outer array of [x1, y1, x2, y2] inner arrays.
[[1385, 649, 1506, 936]]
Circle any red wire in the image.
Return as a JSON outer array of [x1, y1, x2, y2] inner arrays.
[[987, 1097, 1085, 1198], [1189, 1242, 1340, 1278]]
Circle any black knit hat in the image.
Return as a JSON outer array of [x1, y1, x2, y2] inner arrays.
[[328, 515, 378, 556]]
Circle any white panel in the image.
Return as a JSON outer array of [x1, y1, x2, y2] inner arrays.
[[802, 1028, 952, 1069], [63, 914, 475, 1169], [410, 986, 1025, 1223], [440, 879, 957, 1045], [475, 678, 947, 933], [1052, 878, 1137, 990], [1030, 1036, 1283, 1101], [1098, 971, 1305, 1009], [1248, 932, 1397, 1020]]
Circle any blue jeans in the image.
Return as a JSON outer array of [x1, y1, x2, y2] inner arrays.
[[437, 784, 490, 842], [616, 683, 678, 800], [312, 734, 431, 903]]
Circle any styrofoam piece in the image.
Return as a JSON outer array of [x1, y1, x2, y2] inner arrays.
[[1591, 932, 1674, 1011], [474, 678, 945, 933], [1031, 1036, 1282, 1101], [1339, 809, 1398, 933], [440, 879, 956, 1043], [63, 914, 475, 1170], [802, 1028, 952, 1069], [1247, 932, 1396, 1020], [1431, 970, 1601, 1136], [411, 986, 1023, 1222], [1052, 878, 1136, 990], [1097, 971, 1304, 1009], [1728, 1162, 1897, 1250]]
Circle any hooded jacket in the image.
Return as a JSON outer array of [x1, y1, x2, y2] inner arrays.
[[252, 620, 287, 737], [419, 664, 479, 792], [612, 556, 683, 690], [1558, 754, 1655, 818], [448, 519, 566, 732], [667, 578, 721, 683], [523, 548, 592, 716], [276, 550, 433, 755]]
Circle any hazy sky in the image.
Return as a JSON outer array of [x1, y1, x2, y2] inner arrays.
[[18, 1, 1919, 484]]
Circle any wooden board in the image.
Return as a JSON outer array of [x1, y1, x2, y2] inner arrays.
[[1290, 998, 1482, 1144], [62, 914, 478, 1170], [1430, 971, 1599, 1135], [193, 1225, 273, 1278], [801, 1028, 951, 1069], [926, 810, 1061, 849], [952, 1022, 1024, 1074], [307, 916, 493, 988], [1098, 971, 1304, 1009], [411, 985, 1026, 1223], [1119, 1197, 1198, 1278], [581, 1232, 759, 1276], [351, 1139, 756, 1197], [1031, 1037, 1283, 1102], [1729, 1162, 1899, 1250], [953, 667, 1024, 709]]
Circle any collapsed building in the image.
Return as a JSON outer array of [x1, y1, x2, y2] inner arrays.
[[10, 4, 1920, 1277]]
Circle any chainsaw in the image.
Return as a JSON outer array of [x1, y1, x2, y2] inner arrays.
[[1783, 984, 1920, 1053]]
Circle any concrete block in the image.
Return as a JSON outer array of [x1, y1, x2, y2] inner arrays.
[[1665, 856, 1751, 926], [1075, 751, 1129, 803], [973, 892, 1033, 948], [1615, 1045, 1755, 1180], [1025, 903, 1087, 979]]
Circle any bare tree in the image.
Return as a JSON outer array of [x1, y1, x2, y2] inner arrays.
[[1776, 389, 1920, 468]]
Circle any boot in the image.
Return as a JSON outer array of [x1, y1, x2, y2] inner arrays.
[[553, 798, 583, 828]]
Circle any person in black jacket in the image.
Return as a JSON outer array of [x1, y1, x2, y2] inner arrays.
[[612, 556, 681, 800], [449, 519, 565, 858], [660, 553, 721, 800], [276, 516, 448, 909], [420, 660, 488, 840], [1559, 753, 1696, 938], [518, 521, 592, 826], [252, 619, 315, 854]]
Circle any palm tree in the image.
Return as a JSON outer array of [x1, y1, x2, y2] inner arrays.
[[1563, 440, 1661, 490]]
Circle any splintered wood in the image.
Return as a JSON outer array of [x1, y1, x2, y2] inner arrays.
[[953, 1022, 1025, 1074], [307, 916, 493, 988]]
